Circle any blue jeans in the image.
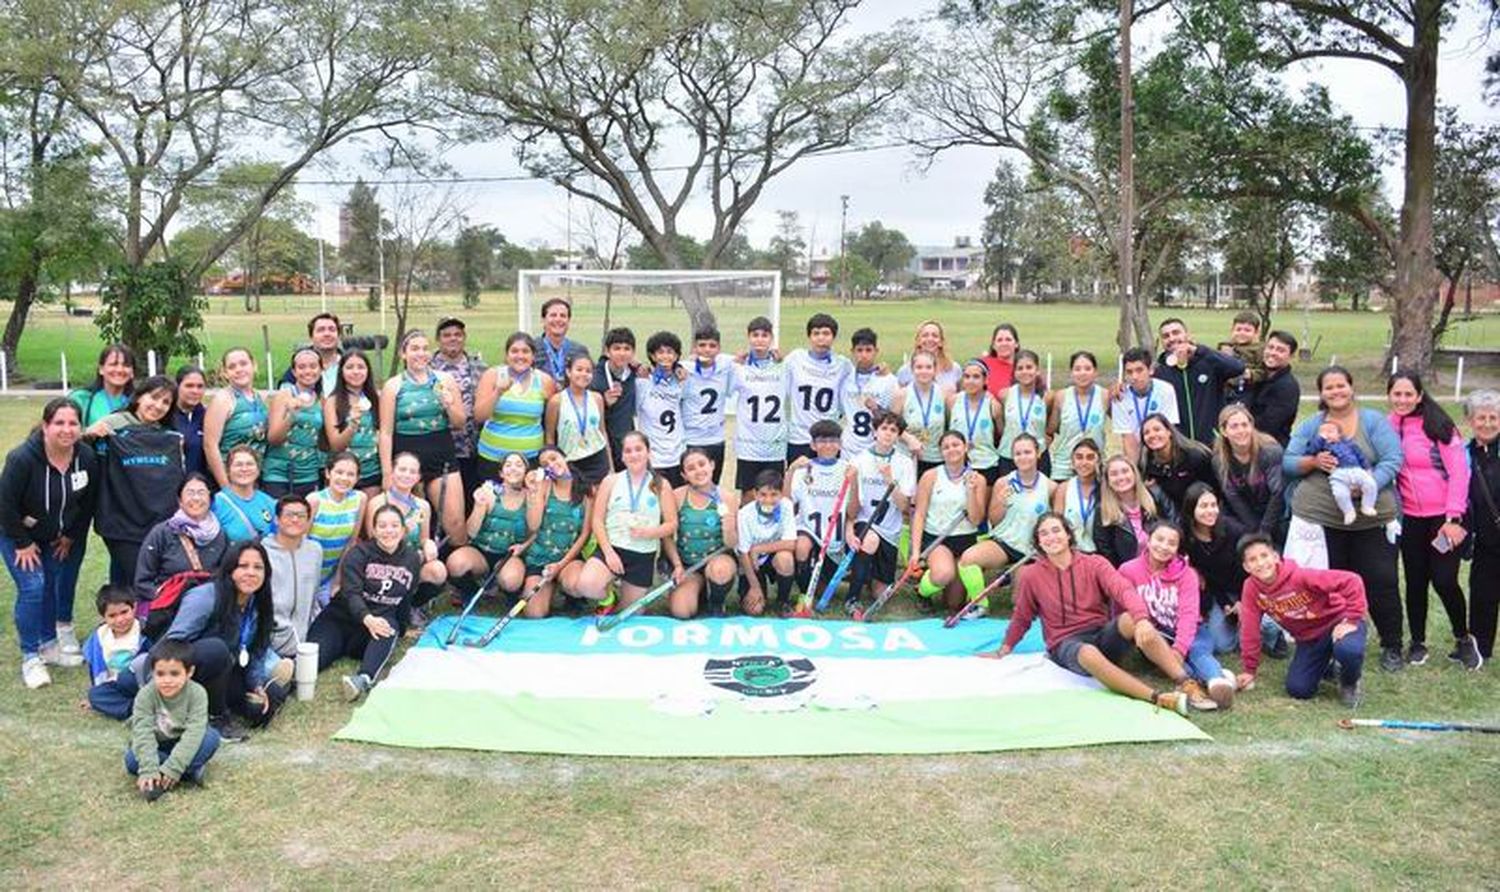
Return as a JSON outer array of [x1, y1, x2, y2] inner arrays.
[[88, 671, 141, 721], [0, 534, 85, 657], [124, 727, 221, 781], [1285, 622, 1367, 699], [1185, 624, 1225, 683], [1206, 604, 1286, 655]]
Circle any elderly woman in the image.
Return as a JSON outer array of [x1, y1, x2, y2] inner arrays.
[[1465, 389, 1500, 665], [134, 474, 229, 604]]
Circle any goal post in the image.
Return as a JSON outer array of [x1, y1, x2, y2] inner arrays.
[[516, 268, 782, 353]]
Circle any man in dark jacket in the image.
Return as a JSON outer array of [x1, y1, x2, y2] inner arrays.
[[1248, 330, 1301, 447], [1154, 317, 1245, 446]]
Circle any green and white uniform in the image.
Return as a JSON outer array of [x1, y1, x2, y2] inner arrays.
[[676, 488, 726, 566], [220, 388, 268, 464], [341, 393, 380, 482], [1049, 384, 1108, 480], [393, 373, 447, 436], [990, 471, 1055, 555], [901, 383, 945, 465], [926, 466, 977, 536], [309, 487, 361, 595], [1062, 477, 1100, 553], [603, 470, 661, 555], [471, 483, 529, 557], [555, 388, 608, 462], [263, 385, 325, 486], [949, 392, 999, 471], [385, 490, 429, 550], [478, 371, 546, 461], [526, 491, 585, 573], [998, 384, 1048, 460]]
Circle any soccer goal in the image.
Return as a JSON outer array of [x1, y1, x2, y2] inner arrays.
[[516, 269, 782, 352]]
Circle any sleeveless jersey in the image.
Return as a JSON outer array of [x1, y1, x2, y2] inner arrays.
[[1050, 384, 1108, 479], [840, 368, 899, 457], [1062, 477, 1100, 553], [949, 392, 999, 470], [310, 488, 361, 590], [394, 373, 448, 437], [383, 491, 429, 550], [731, 358, 788, 462], [900, 383, 946, 464], [528, 491, 585, 568], [342, 394, 380, 481], [471, 483, 529, 555], [603, 469, 662, 555], [220, 388, 268, 463], [676, 488, 726, 566], [478, 372, 545, 460], [789, 458, 851, 545], [263, 385, 325, 485], [990, 471, 1055, 555], [853, 448, 917, 546], [555, 388, 608, 462], [998, 384, 1048, 459], [785, 349, 852, 445], [682, 356, 734, 447], [635, 373, 685, 469], [926, 465, 977, 536]]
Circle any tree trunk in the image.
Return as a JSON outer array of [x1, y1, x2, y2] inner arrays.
[[0, 249, 42, 375], [1431, 268, 1462, 344], [1384, 0, 1442, 377]]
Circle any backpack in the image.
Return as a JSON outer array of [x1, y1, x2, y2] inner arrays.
[[138, 536, 212, 641]]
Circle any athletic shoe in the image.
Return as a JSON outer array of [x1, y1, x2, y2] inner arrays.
[[342, 673, 372, 702], [211, 716, 251, 743], [55, 623, 83, 658], [1452, 634, 1484, 671], [1266, 631, 1290, 660], [1154, 690, 1189, 716], [1380, 647, 1405, 672], [1339, 679, 1364, 709], [843, 597, 862, 617], [141, 785, 165, 803], [1177, 678, 1218, 711], [20, 655, 51, 689], [38, 640, 83, 668], [269, 657, 295, 688], [1406, 643, 1429, 666], [959, 602, 986, 622], [1207, 674, 1236, 711]]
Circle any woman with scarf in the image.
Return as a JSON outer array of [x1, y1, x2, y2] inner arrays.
[[133, 474, 229, 604]]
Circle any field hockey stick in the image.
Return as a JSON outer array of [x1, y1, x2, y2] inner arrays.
[[465, 565, 554, 648], [439, 557, 508, 649], [854, 509, 967, 622], [816, 479, 898, 612], [1337, 718, 1500, 734], [596, 546, 728, 632], [943, 554, 1033, 629], [794, 472, 853, 616]]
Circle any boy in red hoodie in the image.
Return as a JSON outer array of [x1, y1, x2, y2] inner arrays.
[[1237, 533, 1368, 707], [985, 512, 1199, 715]]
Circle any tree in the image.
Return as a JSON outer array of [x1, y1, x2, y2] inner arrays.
[[454, 223, 495, 308], [766, 210, 808, 290], [341, 179, 385, 283], [1222, 199, 1309, 332], [1315, 207, 1391, 311], [830, 252, 879, 299], [981, 160, 1026, 301], [849, 221, 916, 284], [183, 161, 310, 311], [1430, 110, 1500, 341], [95, 261, 205, 369], [437, 0, 907, 331], [383, 181, 466, 372]]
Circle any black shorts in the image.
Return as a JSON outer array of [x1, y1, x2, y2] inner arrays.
[[977, 465, 1003, 487], [688, 441, 726, 484], [922, 531, 976, 559], [1048, 621, 1131, 676], [999, 540, 1026, 564], [853, 521, 898, 584], [594, 547, 655, 588], [570, 449, 612, 488], [917, 459, 942, 480], [654, 465, 685, 489], [393, 430, 457, 481], [357, 472, 382, 491], [735, 457, 786, 493], [262, 480, 318, 499], [786, 442, 816, 464]]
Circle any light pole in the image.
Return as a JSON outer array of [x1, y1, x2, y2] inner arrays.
[[839, 194, 850, 304]]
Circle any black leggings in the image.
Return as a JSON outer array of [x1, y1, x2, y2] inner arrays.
[[106, 539, 142, 590], [1471, 545, 1500, 658], [1399, 514, 1468, 644], [168, 638, 281, 726], [307, 610, 402, 680], [1324, 525, 1402, 650]]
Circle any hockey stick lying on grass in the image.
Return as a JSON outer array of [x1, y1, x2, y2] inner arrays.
[[464, 566, 554, 649], [854, 509, 967, 622], [438, 558, 507, 649], [792, 472, 852, 618], [816, 479, 898, 613], [943, 554, 1034, 629], [1337, 718, 1500, 734], [596, 547, 728, 633]]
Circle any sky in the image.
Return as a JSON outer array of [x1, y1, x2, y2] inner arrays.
[[297, 0, 1500, 259]]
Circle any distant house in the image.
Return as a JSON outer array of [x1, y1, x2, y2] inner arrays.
[[910, 237, 985, 290]]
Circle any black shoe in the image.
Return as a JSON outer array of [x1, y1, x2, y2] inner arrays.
[[1339, 679, 1363, 709], [843, 597, 862, 617], [1266, 632, 1290, 660], [1452, 634, 1484, 671], [1406, 643, 1430, 666], [141, 785, 165, 803], [212, 716, 251, 743], [1379, 647, 1405, 673]]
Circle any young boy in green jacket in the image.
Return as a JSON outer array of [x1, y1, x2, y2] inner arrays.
[[127, 639, 220, 801]]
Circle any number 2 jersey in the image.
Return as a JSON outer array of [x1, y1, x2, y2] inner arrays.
[[635, 372, 684, 470], [784, 348, 852, 447], [731, 357, 788, 462], [788, 457, 852, 546], [682, 355, 734, 447]]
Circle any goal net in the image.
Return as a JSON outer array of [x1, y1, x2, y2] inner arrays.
[[516, 269, 783, 354]]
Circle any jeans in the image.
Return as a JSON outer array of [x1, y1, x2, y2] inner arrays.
[[88, 671, 141, 721], [1285, 621, 1367, 699], [306, 609, 401, 679], [124, 726, 221, 780], [1205, 604, 1285, 655], [0, 534, 85, 657]]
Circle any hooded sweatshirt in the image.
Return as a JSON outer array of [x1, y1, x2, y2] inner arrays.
[[1118, 554, 1199, 656], [262, 533, 324, 657], [1001, 551, 1146, 652], [325, 538, 423, 626], [1153, 344, 1245, 445], [0, 429, 98, 548], [1388, 412, 1469, 519], [1239, 559, 1367, 674]]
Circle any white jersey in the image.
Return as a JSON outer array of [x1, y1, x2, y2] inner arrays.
[[731, 357, 789, 462], [788, 458, 852, 546], [853, 448, 916, 546], [785, 348, 852, 445], [603, 469, 662, 555], [840, 367, 900, 456], [1111, 380, 1180, 439], [682, 355, 734, 446], [635, 372, 685, 470], [925, 465, 978, 536], [736, 497, 797, 564]]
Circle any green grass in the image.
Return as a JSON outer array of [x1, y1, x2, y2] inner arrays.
[[3, 296, 1500, 887]]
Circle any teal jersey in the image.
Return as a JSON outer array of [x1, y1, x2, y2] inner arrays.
[[471, 483, 529, 555], [527, 492, 585, 568], [263, 385, 325, 484], [676, 489, 726, 566], [220, 388, 268, 463], [394, 373, 448, 437]]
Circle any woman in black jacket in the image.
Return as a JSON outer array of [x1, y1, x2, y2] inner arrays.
[[134, 474, 229, 603], [306, 503, 425, 702], [0, 398, 98, 689], [1093, 454, 1177, 567], [1465, 389, 1500, 663], [1138, 412, 1217, 516], [1181, 482, 1287, 660], [90, 377, 186, 587]]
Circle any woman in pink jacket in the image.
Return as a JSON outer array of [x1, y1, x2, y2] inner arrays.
[[1118, 521, 1234, 709], [1387, 373, 1479, 669]]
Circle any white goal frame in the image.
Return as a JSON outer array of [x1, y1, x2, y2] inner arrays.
[[517, 268, 783, 343]]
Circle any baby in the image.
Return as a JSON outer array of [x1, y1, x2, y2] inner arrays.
[[1309, 422, 1379, 524]]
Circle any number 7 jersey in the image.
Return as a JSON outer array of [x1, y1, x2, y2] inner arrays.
[[731, 358, 789, 462]]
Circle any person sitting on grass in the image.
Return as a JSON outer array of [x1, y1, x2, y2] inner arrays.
[[1236, 533, 1369, 707], [983, 513, 1206, 716], [126, 639, 218, 801], [85, 586, 150, 720], [734, 470, 799, 616]]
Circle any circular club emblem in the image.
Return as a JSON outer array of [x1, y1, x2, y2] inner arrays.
[[704, 655, 817, 698]]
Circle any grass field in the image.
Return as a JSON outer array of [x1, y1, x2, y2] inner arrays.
[[3, 295, 1500, 888]]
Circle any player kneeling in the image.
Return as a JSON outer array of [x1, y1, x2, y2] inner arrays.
[[664, 448, 740, 618]]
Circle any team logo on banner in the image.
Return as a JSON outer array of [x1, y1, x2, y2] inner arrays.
[[703, 655, 816, 698]]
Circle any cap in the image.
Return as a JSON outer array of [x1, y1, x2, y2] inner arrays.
[[436, 316, 466, 333]]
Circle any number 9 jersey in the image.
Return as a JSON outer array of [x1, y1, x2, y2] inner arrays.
[[635, 372, 685, 470]]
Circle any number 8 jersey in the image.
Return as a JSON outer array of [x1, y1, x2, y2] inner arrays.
[[731, 358, 789, 462]]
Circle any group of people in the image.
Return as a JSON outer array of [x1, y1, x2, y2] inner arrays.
[[3, 301, 1498, 797]]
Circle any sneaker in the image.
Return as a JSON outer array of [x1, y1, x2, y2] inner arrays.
[[55, 623, 83, 657], [959, 602, 986, 622], [20, 655, 51, 689], [1207, 675, 1236, 711], [1177, 678, 1219, 711], [211, 716, 251, 743], [596, 590, 617, 617], [342, 673, 372, 702], [1452, 634, 1484, 671], [1266, 632, 1290, 660], [843, 597, 862, 617], [1339, 678, 1364, 708], [269, 657, 294, 688], [38, 640, 83, 668], [1406, 643, 1429, 666], [1380, 647, 1405, 672], [1154, 690, 1189, 716]]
